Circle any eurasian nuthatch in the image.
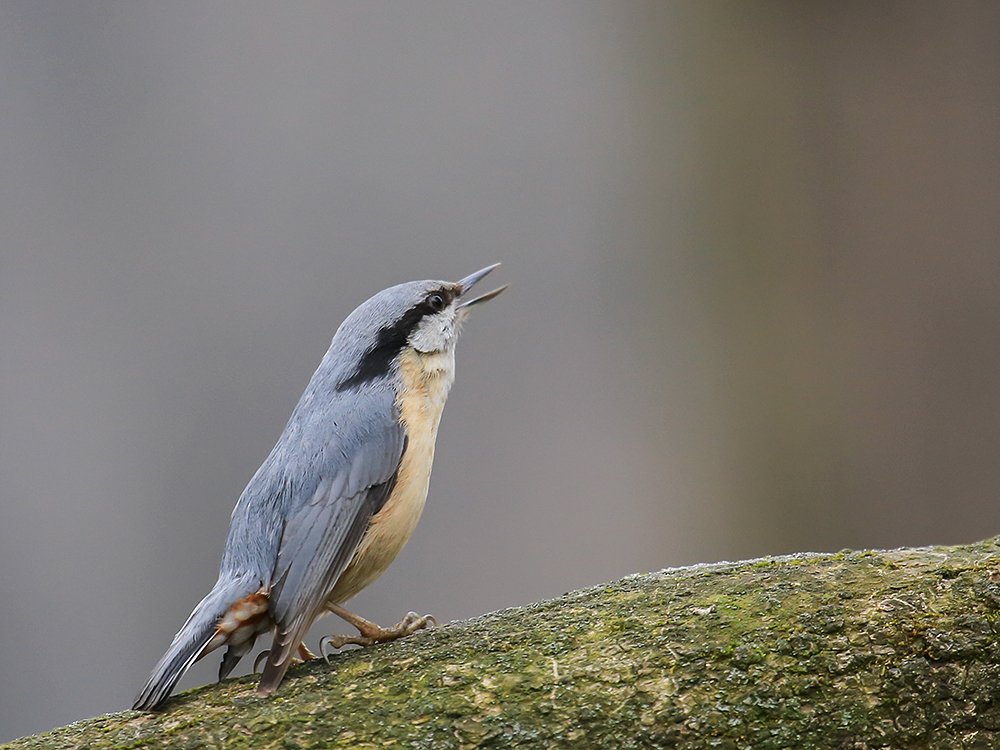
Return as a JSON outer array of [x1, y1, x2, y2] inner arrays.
[[133, 264, 506, 710]]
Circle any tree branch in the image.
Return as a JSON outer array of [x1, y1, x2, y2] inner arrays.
[[8, 538, 1000, 749]]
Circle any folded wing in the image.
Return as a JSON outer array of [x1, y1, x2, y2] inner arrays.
[[258, 388, 405, 694]]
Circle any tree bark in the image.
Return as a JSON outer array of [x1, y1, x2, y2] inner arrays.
[[8, 538, 1000, 749]]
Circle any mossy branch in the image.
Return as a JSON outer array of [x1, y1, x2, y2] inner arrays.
[[8, 538, 1000, 749]]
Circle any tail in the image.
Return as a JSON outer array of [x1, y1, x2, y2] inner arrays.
[[133, 576, 257, 710]]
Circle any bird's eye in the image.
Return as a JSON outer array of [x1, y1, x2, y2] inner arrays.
[[426, 293, 445, 312]]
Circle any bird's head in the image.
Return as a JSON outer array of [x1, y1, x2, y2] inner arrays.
[[332, 264, 506, 391]]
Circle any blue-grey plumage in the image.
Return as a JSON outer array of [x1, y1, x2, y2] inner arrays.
[[133, 264, 505, 710]]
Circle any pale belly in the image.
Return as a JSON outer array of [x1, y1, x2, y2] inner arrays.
[[324, 347, 453, 605]]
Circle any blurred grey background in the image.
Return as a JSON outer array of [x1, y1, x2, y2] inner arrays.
[[2, 1, 999, 742]]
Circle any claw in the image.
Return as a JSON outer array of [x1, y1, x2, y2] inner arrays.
[[253, 649, 270, 674], [317, 607, 437, 661], [320, 635, 346, 663], [401, 611, 436, 629], [254, 640, 316, 673]]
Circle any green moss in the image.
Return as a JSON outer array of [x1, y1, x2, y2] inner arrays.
[[9, 539, 1000, 749]]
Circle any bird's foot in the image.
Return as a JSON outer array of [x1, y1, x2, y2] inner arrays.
[[253, 642, 316, 673], [319, 606, 436, 662]]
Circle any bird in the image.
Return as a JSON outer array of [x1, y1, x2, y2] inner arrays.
[[133, 264, 506, 710]]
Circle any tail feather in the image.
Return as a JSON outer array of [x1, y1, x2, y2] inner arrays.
[[133, 577, 257, 710]]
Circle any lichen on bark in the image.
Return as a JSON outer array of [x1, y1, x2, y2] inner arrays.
[[7, 537, 1000, 749]]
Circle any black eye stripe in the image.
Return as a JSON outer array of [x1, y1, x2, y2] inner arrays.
[[335, 286, 458, 391]]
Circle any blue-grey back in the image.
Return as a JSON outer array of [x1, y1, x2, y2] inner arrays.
[[215, 278, 444, 582], [219, 367, 404, 583]]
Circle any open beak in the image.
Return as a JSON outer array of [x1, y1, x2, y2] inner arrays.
[[457, 263, 508, 308]]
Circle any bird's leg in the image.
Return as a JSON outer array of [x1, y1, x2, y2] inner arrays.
[[319, 604, 436, 662]]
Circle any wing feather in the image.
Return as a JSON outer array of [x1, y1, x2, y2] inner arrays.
[[257, 392, 405, 694]]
